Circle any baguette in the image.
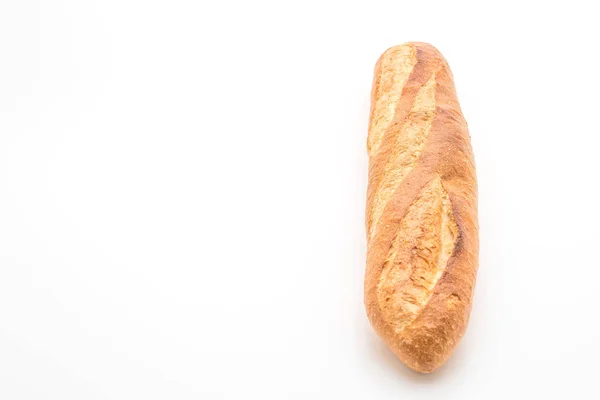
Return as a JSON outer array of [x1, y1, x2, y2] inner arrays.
[[365, 42, 478, 373]]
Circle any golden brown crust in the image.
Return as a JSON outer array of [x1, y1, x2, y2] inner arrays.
[[365, 42, 478, 373]]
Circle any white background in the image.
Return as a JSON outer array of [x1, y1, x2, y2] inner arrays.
[[1, 1, 599, 399]]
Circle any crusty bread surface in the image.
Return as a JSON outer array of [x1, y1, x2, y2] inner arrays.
[[365, 42, 478, 373]]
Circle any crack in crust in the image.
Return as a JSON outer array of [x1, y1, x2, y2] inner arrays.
[[368, 72, 437, 240], [368, 44, 418, 156], [376, 176, 458, 333]]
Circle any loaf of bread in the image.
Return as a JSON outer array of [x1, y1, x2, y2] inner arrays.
[[365, 42, 478, 373]]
